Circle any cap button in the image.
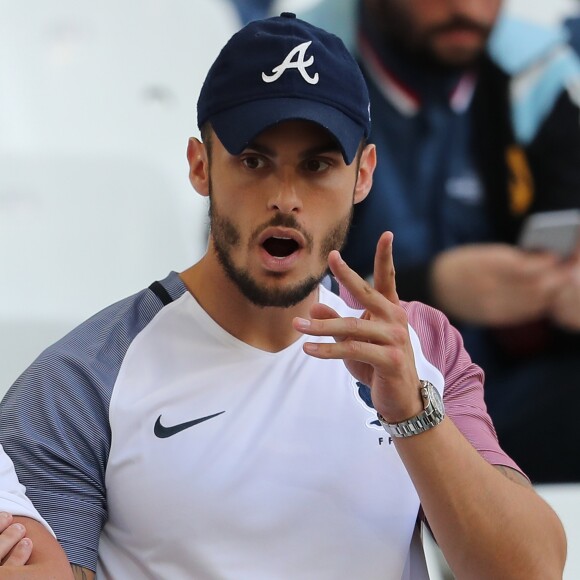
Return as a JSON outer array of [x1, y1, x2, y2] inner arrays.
[[280, 12, 296, 19]]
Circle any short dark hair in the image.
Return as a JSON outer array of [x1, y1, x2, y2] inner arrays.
[[200, 121, 213, 162]]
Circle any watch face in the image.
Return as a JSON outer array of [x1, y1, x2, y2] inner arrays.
[[424, 381, 444, 413]]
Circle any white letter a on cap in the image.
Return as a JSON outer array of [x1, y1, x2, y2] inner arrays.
[[262, 41, 319, 85]]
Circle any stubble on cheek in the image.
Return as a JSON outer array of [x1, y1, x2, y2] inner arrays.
[[218, 214, 240, 246], [319, 206, 353, 261]]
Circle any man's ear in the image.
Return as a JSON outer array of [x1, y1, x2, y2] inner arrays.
[[187, 137, 210, 197], [354, 143, 376, 205]]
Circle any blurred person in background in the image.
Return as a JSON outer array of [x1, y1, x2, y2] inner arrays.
[[565, 7, 580, 53], [303, 0, 580, 483], [229, 0, 274, 23]]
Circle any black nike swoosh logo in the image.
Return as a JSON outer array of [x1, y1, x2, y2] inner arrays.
[[154, 411, 225, 438]]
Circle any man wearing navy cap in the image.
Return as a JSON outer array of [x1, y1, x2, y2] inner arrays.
[[0, 13, 565, 579]]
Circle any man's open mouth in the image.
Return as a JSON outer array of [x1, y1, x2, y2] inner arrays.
[[262, 236, 300, 258]]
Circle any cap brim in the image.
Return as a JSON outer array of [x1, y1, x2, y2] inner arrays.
[[209, 98, 366, 165]]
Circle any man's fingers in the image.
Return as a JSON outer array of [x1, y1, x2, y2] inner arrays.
[[301, 336, 398, 368], [2, 538, 33, 567], [295, 315, 395, 346], [328, 251, 389, 314], [0, 513, 12, 534], [373, 232, 399, 304], [295, 306, 410, 357], [309, 302, 340, 321], [0, 522, 27, 561], [299, 303, 348, 343], [327, 233, 399, 310]]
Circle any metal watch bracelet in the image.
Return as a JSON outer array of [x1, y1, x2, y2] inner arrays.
[[376, 380, 445, 438]]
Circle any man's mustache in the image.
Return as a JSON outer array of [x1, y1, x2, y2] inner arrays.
[[427, 16, 491, 39], [250, 213, 314, 251], [252, 213, 303, 236]]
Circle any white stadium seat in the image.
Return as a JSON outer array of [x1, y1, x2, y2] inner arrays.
[[0, 1, 239, 392]]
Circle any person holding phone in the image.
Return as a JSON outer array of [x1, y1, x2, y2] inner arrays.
[[303, 0, 580, 483]]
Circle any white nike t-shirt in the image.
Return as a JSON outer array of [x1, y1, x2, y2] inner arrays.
[[99, 286, 439, 579], [0, 272, 519, 578]]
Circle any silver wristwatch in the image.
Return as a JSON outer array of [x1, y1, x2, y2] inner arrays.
[[377, 380, 445, 438]]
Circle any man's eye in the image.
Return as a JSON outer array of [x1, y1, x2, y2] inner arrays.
[[242, 156, 265, 170], [304, 159, 330, 173]]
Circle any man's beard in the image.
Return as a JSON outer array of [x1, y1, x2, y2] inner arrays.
[[417, 16, 491, 70], [376, 4, 491, 71], [208, 187, 353, 308]]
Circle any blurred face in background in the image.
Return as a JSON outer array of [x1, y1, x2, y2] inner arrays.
[[367, 0, 503, 68]]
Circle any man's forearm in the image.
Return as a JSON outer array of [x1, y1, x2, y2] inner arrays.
[[71, 564, 95, 580], [0, 566, 73, 580], [395, 417, 566, 579]]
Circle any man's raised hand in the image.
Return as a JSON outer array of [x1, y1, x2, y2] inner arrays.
[[294, 232, 423, 422]]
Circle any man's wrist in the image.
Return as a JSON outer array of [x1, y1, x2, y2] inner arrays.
[[377, 381, 445, 438], [375, 395, 424, 425]]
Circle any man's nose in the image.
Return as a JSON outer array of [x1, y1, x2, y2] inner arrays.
[[267, 174, 302, 213]]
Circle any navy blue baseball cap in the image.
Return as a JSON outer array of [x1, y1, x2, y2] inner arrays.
[[197, 12, 371, 164]]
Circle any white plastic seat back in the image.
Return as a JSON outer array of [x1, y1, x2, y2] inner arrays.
[[0, 0, 239, 394]]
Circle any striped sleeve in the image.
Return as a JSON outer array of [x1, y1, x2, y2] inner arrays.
[[0, 284, 172, 571], [338, 285, 524, 475], [402, 300, 524, 475]]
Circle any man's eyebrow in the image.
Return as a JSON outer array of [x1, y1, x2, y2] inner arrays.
[[300, 142, 342, 159], [243, 140, 342, 158], [243, 141, 276, 156]]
